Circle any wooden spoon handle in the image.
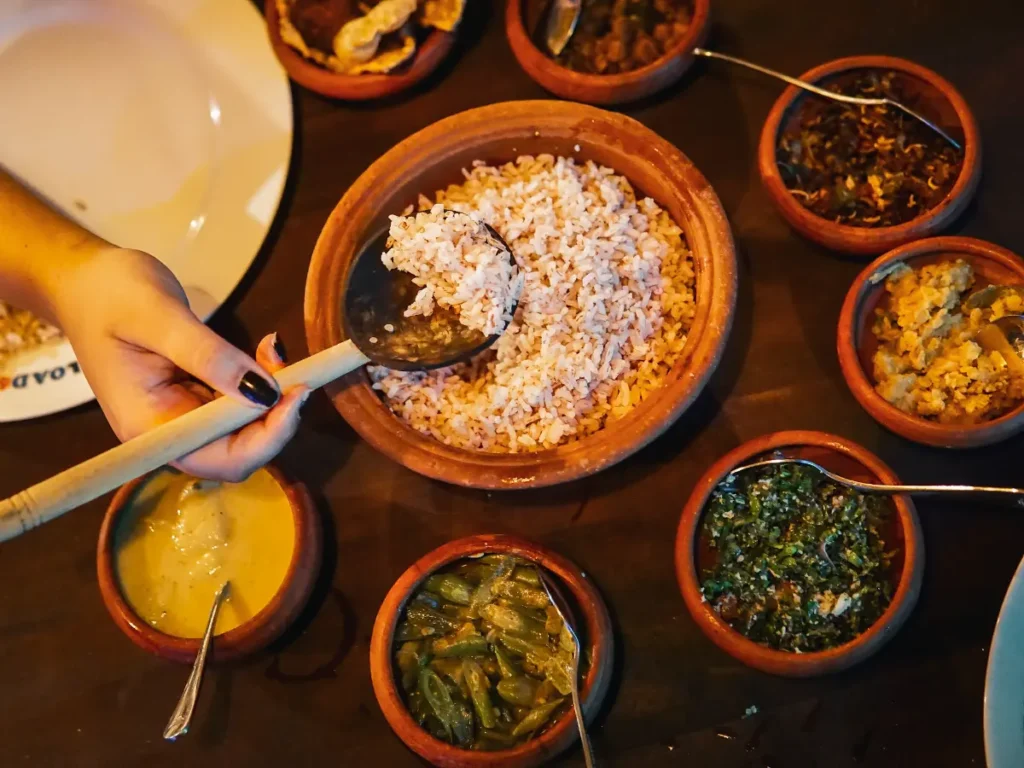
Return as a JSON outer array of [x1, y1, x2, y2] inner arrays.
[[0, 340, 368, 543]]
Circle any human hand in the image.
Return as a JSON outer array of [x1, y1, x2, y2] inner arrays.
[[53, 247, 308, 482]]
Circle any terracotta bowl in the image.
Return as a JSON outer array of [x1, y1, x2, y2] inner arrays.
[[758, 55, 981, 256], [837, 236, 1024, 448], [370, 534, 614, 767], [303, 100, 737, 489], [505, 0, 709, 105], [675, 431, 925, 677], [264, 0, 456, 100], [96, 466, 322, 663]]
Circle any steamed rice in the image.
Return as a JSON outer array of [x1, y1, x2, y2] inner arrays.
[[369, 154, 696, 453], [383, 205, 523, 336]]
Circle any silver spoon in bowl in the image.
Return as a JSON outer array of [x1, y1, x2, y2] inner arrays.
[[690, 49, 962, 150], [962, 285, 1024, 375], [727, 458, 1024, 503], [537, 570, 594, 768], [163, 581, 230, 741], [543, 0, 581, 56], [538, 5, 960, 150], [0, 213, 518, 542]]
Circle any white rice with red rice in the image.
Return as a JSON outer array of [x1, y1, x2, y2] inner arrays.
[[383, 205, 523, 336], [369, 154, 696, 453]]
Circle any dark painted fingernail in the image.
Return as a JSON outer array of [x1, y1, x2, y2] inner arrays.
[[238, 371, 279, 407], [272, 333, 287, 362]]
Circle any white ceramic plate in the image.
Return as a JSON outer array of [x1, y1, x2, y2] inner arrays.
[[0, 0, 292, 421], [985, 555, 1024, 767]]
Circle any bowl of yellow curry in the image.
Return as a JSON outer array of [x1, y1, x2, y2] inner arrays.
[[97, 466, 322, 663], [837, 236, 1024, 448]]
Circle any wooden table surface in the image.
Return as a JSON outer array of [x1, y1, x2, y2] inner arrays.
[[2, 0, 1021, 765]]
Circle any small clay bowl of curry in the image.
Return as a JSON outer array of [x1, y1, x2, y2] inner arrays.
[[97, 466, 322, 663], [265, 0, 458, 100], [505, 0, 709, 105], [675, 431, 924, 677], [370, 534, 614, 767], [758, 55, 981, 256], [838, 236, 1024, 449]]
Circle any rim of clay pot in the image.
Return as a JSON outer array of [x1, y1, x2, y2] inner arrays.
[[303, 100, 737, 490]]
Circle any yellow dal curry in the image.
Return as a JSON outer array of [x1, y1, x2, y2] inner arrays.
[[114, 469, 295, 638]]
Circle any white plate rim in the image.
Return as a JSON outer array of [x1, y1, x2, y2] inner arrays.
[[0, 0, 293, 422], [984, 553, 1024, 768]]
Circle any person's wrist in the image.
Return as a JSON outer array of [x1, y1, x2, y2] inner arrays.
[[46, 243, 129, 329]]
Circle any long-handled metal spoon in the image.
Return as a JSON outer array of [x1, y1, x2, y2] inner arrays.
[[728, 458, 1024, 503], [537, 570, 594, 768], [0, 213, 517, 542], [692, 48, 962, 150], [540, 4, 961, 152], [163, 581, 230, 741]]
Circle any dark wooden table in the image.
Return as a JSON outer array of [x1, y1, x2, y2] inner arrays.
[[2, 0, 1021, 765]]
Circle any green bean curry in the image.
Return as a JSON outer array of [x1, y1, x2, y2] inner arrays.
[[776, 70, 964, 227], [699, 463, 899, 652], [394, 555, 582, 751]]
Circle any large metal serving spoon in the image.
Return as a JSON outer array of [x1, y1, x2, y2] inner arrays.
[[344, 214, 514, 370], [537, 570, 594, 768], [728, 458, 1024, 503], [163, 581, 230, 741], [0, 213, 517, 542]]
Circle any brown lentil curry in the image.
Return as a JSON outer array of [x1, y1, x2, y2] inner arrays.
[[554, 0, 692, 75], [699, 463, 897, 653], [776, 70, 964, 227]]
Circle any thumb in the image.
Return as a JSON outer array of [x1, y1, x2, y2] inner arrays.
[[143, 303, 281, 409]]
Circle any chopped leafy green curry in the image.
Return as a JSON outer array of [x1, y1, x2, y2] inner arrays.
[[699, 464, 897, 652], [394, 555, 581, 751]]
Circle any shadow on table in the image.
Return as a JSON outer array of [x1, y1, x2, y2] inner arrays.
[[626, 23, 756, 211], [197, 666, 235, 746], [233, 396, 361, 680]]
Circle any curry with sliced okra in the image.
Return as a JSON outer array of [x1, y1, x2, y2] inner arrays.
[[393, 554, 582, 751]]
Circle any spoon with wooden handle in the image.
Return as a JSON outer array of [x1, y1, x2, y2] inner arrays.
[[0, 216, 517, 542]]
